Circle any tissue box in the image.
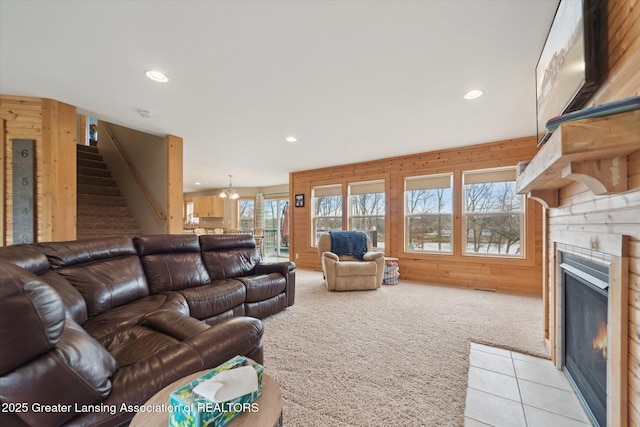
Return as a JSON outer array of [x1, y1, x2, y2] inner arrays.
[[169, 355, 263, 427]]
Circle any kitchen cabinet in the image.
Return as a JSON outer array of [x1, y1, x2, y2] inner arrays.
[[193, 196, 224, 217]]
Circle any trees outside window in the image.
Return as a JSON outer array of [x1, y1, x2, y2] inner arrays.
[[349, 180, 385, 249], [463, 168, 523, 256], [405, 174, 452, 253], [312, 185, 342, 245], [238, 199, 254, 232]]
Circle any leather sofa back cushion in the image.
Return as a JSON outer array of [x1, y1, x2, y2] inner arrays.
[[0, 243, 50, 273], [200, 235, 260, 279], [135, 235, 212, 293], [39, 236, 137, 268], [41, 271, 89, 325], [0, 318, 117, 426], [0, 260, 65, 375], [57, 256, 150, 317], [0, 244, 89, 324]]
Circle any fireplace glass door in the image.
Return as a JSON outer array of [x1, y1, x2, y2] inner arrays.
[[562, 253, 608, 427]]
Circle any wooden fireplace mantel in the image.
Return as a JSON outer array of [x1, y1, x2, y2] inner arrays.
[[517, 109, 640, 208]]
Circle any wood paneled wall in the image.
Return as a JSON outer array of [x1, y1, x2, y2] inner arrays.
[[167, 135, 184, 233], [544, 1, 640, 425], [290, 136, 543, 295], [0, 95, 76, 245]]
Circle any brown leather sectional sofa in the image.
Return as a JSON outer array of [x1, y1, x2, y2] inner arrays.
[[0, 234, 295, 427]]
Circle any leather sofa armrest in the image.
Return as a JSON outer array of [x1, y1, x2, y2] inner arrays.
[[139, 309, 209, 340], [255, 261, 296, 307], [255, 261, 295, 276], [183, 317, 264, 366]]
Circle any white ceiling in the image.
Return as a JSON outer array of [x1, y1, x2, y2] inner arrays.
[[0, 0, 559, 192]]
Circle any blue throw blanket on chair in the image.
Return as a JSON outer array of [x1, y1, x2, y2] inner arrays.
[[329, 231, 368, 260]]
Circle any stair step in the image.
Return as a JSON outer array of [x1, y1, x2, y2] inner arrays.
[[78, 166, 111, 178], [77, 230, 143, 240], [76, 144, 142, 239], [77, 150, 103, 162], [77, 205, 133, 217], [78, 158, 108, 170], [77, 218, 139, 228], [77, 184, 121, 197], [77, 194, 128, 207], [77, 175, 117, 187], [77, 145, 100, 154]]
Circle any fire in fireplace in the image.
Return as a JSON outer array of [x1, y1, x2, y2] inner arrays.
[[561, 252, 609, 427]]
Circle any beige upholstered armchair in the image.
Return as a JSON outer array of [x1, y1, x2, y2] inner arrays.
[[317, 231, 385, 291]]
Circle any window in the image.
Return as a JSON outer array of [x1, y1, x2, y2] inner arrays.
[[312, 184, 342, 245], [405, 174, 453, 253], [238, 199, 254, 232], [349, 180, 385, 249], [463, 168, 523, 257], [185, 201, 199, 225]]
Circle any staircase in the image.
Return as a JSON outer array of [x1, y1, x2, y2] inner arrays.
[[76, 145, 142, 240]]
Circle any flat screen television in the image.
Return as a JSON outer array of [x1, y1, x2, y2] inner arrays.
[[535, 0, 607, 146]]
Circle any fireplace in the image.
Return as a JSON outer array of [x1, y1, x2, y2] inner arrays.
[[561, 252, 609, 427]]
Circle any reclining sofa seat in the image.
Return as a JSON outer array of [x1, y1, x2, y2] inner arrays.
[[198, 234, 295, 320], [0, 233, 295, 427]]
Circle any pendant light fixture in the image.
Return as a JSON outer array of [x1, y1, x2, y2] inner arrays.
[[219, 175, 239, 199]]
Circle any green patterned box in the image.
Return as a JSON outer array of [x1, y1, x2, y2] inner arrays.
[[169, 355, 263, 427]]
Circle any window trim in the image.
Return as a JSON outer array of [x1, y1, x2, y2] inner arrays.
[[311, 184, 343, 246], [404, 173, 454, 254], [461, 167, 525, 258], [348, 180, 386, 249], [237, 198, 255, 232]]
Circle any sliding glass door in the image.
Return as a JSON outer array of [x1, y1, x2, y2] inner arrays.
[[264, 198, 289, 258]]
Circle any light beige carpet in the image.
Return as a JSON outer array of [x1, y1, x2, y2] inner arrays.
[[260, 269, 549, 427]]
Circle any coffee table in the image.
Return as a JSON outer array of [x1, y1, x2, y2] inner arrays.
[[130, 372, 283, 427]]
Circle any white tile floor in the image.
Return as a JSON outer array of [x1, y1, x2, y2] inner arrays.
[[464, 343, 592, 427]]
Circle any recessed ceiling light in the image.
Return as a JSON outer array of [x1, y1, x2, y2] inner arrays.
[[464, 89, 484, 100], [286, 136, 298, 142], [145, 70, 169, 83], [195, 182, 201, 186]]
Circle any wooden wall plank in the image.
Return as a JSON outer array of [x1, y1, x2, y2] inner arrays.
[[166, 134, 184, 233], [1, 95, 76, 245], [0, 119, 4, 246], [290, 136, 543, 294]]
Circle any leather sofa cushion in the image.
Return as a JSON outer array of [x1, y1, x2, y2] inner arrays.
[[199, 235, 260, 280], [0, 244, 89, 325], [135, 235, 212, 293], [83, 292, 189, 342], [56, 256, 150, 317], [0, 318, 116, 427], [0, 243, 50, 274], [56, 318, 117, 395], [41, 270, 89, 325], [0, 260, 65, 375], [99, 325, 181, 368], [178, 279, 246, 320], [40, 237, 151, 317], [238, 273, 286, 302], [245, 293, 287, 319], [39, 236, 137, 268], [68, 317, 264, 427]]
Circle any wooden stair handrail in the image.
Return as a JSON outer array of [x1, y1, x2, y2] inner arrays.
[[99, 122, 167, 221]]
